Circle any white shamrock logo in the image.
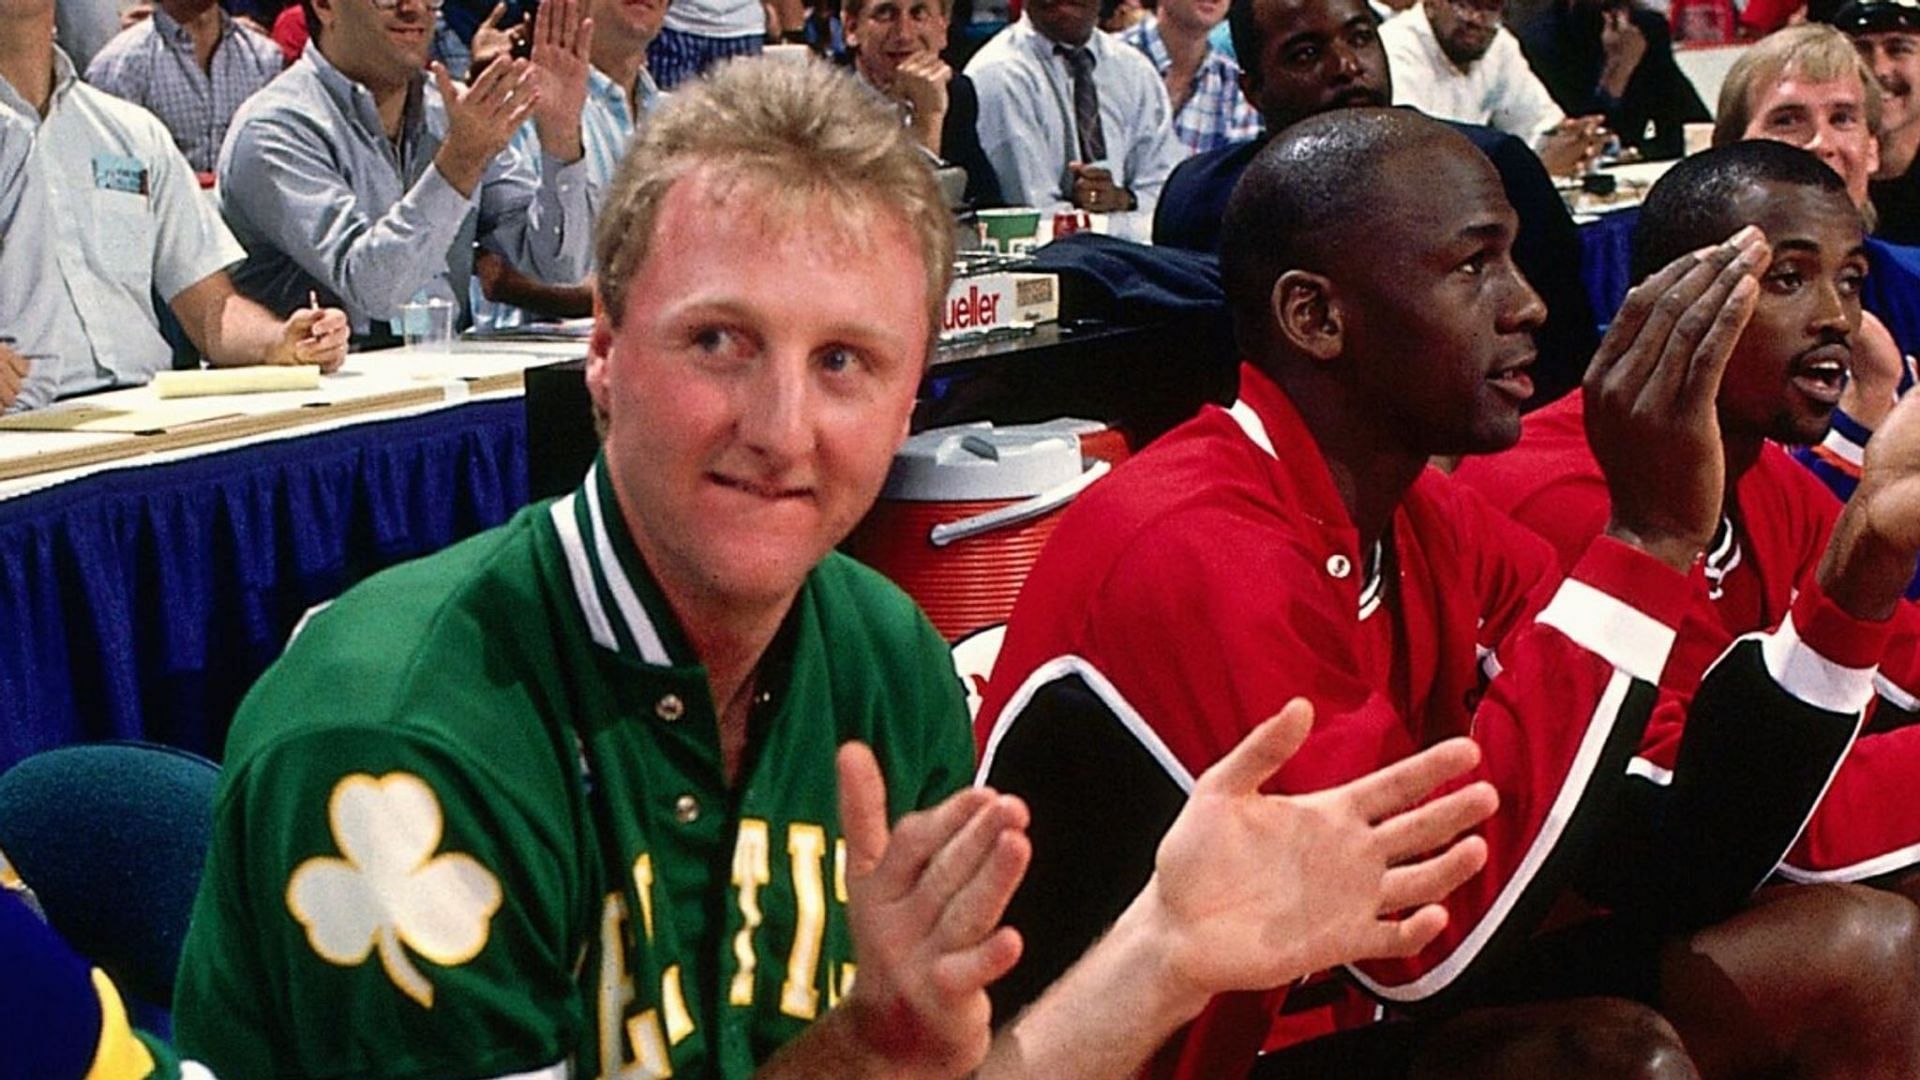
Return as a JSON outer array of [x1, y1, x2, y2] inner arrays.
[[286, 773, 503, 1008]]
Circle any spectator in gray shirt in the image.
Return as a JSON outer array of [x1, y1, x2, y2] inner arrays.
[[87, 0, 284, 173], [216, 0, 596, 340], [0, 107, 48, 411]]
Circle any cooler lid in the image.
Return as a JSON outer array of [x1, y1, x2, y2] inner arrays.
[[881, 420, 1103, 500]]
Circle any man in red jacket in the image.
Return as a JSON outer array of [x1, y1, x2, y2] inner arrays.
[[1456, 138, 1920, 896], [979, 111, 1920, 1077]]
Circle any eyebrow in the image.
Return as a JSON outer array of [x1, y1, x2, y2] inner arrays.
[[1767, 239, 1870, 260], [1459, 220, 1511, 242]]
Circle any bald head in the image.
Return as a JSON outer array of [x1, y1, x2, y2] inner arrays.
[[1222, 107, 1542, 457], [1221, 108, 1488, 357]]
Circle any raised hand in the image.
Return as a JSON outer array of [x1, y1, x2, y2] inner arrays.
[[1599, 7, 1648, 98], [1821, 392, 1920, 621], [894, 51, 953, 115], [1838, 312, 1905, 430], [1142, 698, 1497, 1000], [831, 743, 1031, 1079], [469, 2, 520, 78], [1584, 225, 1769, 571], [529, 0, 594, 164], [432, 59, 538, 198]]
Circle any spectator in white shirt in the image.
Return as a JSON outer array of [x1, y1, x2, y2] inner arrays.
[[1381, 0, 1608, 173], [965, 0, 1185, 241], [0, 0, 347, 410]]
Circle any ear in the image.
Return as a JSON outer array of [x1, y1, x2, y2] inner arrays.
[[586, 288, 615, 431], [1272, 269, 1344, 363], [1238, 65, 1259, 105]]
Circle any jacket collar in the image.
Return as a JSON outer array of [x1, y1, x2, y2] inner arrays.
[[546, 458, 699, 669]]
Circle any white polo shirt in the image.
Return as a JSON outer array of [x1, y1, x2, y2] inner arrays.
[[0, 48, 245, 405]]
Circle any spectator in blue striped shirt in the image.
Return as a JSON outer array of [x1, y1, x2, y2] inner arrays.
[[86, 0, 284, 173], [1119, 0, 1261, 154], [473, 0, 668, 327]]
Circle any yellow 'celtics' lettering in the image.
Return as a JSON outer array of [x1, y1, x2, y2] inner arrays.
[[596, 893, 672, 1079], [730, 820, 772, 1005], [662, 965, 695, 1045], [633, 854, 656, 943], [781, 825, 828, 1019], [830, 837, 854, 1008], [827, 958, 858, 1009]]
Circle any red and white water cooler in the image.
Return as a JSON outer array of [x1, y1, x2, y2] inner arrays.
[[845, 420, 1117, 646]]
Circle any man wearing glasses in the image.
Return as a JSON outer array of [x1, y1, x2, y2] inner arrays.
[[216, 0, 596, 341], [1380, 0, 1609, 174], [1829, 0, 1920, 243]]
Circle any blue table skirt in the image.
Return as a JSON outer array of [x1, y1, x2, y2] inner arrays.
[[1579, 206, 1639, 332], [0, 399, 530, 772]]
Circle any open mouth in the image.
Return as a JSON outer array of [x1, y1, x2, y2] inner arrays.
[[1789, 345, 1849, 407], [1487, 356, 1535, 403]]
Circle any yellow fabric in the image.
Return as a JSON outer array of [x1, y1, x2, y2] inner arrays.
[[84, 968, 156, 1080]]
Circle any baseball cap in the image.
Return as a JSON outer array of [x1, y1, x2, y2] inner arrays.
[[1828, 0, 1920, 34]]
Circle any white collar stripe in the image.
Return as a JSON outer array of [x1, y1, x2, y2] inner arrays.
[[582, 465, 672, 666], [548, 494, 618, 651], [1227, 399, 1279, 459]]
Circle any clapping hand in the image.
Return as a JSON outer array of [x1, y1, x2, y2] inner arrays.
[[530, 0, 594, 164], [1140, 698, 1497, 1000], [469, 2, 522, 77], [432, 58, 539, 197], [831, 742, 1030, 1079], [1822, 392, 1920, 621]]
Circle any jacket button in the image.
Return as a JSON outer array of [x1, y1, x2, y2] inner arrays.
[[655, 694, 685, 722], [674, 794, 700, 824], [1326, 554, 1352, 579]]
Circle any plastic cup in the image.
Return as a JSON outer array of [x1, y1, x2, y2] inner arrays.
[[976, 208, 1043, 254], [400, 297, 454, 353]]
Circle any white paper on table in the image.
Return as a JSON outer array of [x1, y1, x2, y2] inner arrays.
[[0, 399, 244, 433]]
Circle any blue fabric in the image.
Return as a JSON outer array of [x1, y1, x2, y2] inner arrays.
[[1865, 238, 1920, 362], [0, 399, 529, 773], [1579, 205, 1638, 334], [1024, 231, 1227, 322], [0, 889, 100, 1080]]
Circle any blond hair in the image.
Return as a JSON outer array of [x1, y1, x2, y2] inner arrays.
[[1714, 23, 1884, 146], [593, 58, 954, 342]]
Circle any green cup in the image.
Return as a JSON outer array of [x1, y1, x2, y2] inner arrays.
[[976, 207, 1043, 253]]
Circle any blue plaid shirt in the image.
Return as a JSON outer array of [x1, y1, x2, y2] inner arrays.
[[1119, 16, 1261, 156], [85, 6, 282, 172]]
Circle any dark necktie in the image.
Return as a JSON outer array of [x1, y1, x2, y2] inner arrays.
[[1056, 45, 1107, 164]]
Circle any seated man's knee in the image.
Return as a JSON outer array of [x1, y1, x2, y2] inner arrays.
[[1544, 999, 1695, 1080], [1793, 883, 1920, 1001], [1412, 998, 1697, 1080]]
